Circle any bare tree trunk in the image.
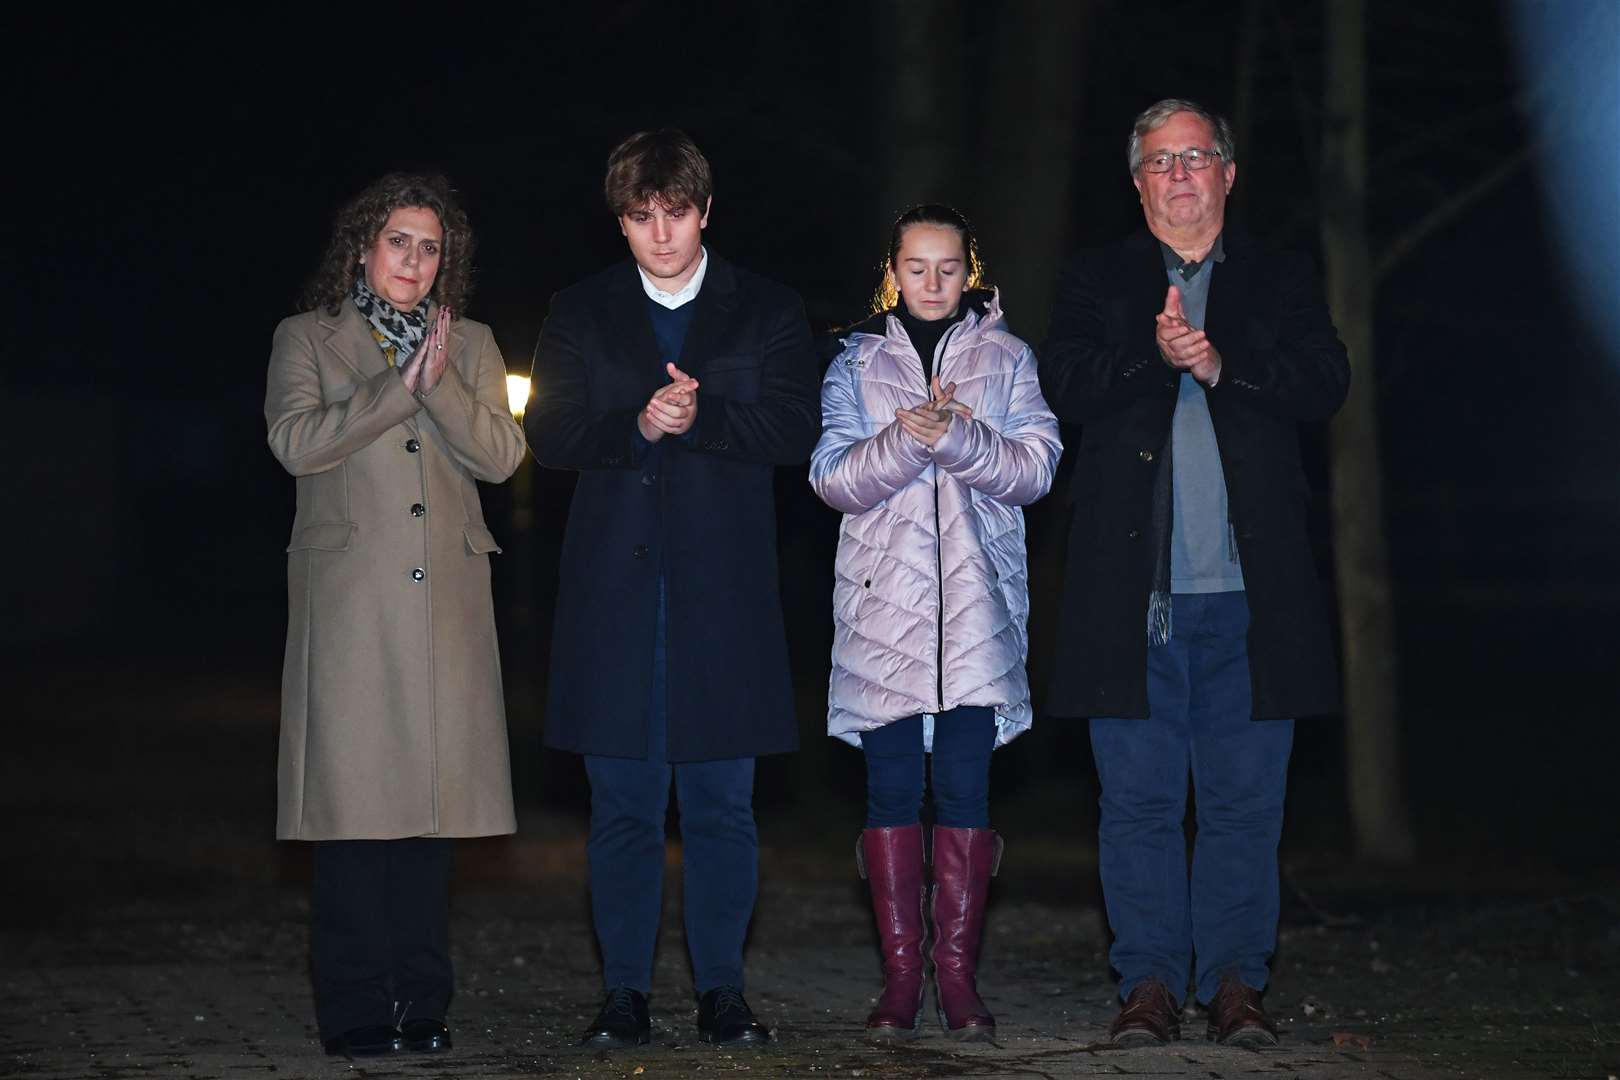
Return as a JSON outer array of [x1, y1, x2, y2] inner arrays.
[[1228, 0, 1264, 218], [1319, 0, 1417, 863], [879, 0, 969, 222], [975, 0, 1090, 340]]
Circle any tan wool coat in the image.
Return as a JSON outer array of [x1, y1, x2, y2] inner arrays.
[[265, 302, 525, 840]]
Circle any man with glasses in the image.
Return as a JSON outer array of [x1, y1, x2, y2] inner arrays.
[[1039, 99, 1349, 1047]]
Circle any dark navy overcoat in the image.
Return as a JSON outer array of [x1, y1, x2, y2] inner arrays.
[[525, 253, 820, 761]]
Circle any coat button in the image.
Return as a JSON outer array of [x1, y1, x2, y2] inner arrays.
[[411, 567, 425, 581], [1127, 529, 1141, 540], [405, 438, 421, 453], [410, 503, 425, 517], [632, 544, 648, 559], [1139, 449, 1154, 463]]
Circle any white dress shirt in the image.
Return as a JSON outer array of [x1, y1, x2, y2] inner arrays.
[[637, 247, 708, 310]]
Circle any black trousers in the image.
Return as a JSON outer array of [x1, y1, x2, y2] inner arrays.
[[309, 838, 453, 1040]]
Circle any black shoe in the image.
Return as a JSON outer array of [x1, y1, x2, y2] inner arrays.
[[399, 1017, 452, 1052], [696, 986, 770, 1045], [322, 1024, 402, 1056], [581, 987, 651, 1048]]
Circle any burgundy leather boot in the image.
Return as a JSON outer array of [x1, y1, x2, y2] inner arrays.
[[929, 826, 1002, 1040], [856, 825, 927, 1038]]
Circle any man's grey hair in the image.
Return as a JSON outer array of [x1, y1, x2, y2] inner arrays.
[[1127, 98, 1237, 175]]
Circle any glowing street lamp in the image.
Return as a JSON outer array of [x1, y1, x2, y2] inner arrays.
[[506, 374, 532, 420]]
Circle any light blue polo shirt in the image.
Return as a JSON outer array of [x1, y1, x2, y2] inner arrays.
[[1163, 236, 1245, 594]]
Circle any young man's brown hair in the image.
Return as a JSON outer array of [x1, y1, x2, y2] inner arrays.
[[604, 128, 713, 216]]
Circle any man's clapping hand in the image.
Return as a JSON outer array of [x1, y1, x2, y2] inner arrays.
[[1155, 285, 1221, 387]]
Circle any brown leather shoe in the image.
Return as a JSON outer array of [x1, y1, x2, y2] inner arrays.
[[1108, 978, 1179, 1046], [1205, 977, 1279, 1047]]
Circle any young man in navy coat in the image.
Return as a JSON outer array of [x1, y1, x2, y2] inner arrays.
[[1039, 100, 1349, 1048], [524, 129, 820, 1047]]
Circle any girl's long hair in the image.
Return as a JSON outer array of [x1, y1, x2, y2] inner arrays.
[[870, 203, 988, 315]]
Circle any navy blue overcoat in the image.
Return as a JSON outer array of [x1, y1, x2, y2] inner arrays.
[[524, 253, 820, 761]]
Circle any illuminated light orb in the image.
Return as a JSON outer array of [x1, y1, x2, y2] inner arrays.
[[506, 374, 532, 419]]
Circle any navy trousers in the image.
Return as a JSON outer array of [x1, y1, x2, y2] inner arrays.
[[309, 838, 452, 1040], [1089, 591, 1294, 1006], [583, 586, 758, 995], [859, 706, 997, 827]]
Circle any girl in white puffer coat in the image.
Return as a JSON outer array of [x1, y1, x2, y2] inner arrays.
[[809, 205, 1061, 1041]]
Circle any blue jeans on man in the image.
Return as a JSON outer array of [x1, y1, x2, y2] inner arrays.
[[1090, 591, 1293, 1006]]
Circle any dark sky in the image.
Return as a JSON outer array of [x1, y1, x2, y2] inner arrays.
[[10, 2, 1620, 855]]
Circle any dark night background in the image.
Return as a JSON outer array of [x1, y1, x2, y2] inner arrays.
[[6, 0, 1619, 922]]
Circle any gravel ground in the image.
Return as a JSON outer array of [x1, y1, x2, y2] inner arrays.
[[3, 666, 1617, 1079], [3, 829, 1617, 1079]]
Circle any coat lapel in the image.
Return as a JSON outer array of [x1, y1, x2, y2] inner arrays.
[[321, 302, 388, 381], [604, 260, 667, 395], [445, 315, 473, 381], [1126, 228, 1172, 331], [1202, 228, 1253, 351], [678, 254, 738, 377], [319, 300, 417, 435]]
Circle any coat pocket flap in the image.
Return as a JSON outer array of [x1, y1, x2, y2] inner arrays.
[[286, 521, 358, 552], [464, 523, 502, 555]]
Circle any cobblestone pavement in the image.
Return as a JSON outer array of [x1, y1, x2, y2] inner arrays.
[[3, 668, 1617, 1079], [4, 835, 1617, 1080]]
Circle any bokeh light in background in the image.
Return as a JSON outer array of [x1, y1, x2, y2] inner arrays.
[[1509, 0, 1620, 364], [506, 374, 531, 420]]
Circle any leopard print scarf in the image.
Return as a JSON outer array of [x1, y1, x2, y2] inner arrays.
[[350, 276, 430, 368]]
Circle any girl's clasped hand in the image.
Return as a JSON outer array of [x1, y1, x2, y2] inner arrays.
[[895, 375, 973, 447]]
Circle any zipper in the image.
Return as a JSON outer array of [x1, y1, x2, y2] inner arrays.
[[934, 465, 944, 712], [929, 325, 957, 714], [897, 311, 964, 716]]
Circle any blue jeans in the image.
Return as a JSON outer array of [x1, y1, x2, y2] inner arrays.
[[584, 581, 758, 995], [859, 706, 996, 828], [1089, 591, 1293, 1006]]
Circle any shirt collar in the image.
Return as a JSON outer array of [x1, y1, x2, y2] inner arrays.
[[637, 247, 708, 309], [1159, 232, 1225, 282]]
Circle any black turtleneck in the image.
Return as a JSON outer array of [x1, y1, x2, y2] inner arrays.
[[894, 301, 969, 383]]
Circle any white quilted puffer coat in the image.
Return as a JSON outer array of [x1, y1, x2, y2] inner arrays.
[[810, 291, 1061, 748]]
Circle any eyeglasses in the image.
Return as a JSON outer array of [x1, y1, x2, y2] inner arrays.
[[1139, 148, 1222, 174]]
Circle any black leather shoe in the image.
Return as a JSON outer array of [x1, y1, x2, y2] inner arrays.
[[696, 986, 770, 1045], [322, 1024, 402, 1056], [399, 1017, 452, 1052], [581, 987, 651, 1047]]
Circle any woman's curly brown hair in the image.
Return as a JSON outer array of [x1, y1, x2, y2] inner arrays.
[[301, 173, 476, 316]]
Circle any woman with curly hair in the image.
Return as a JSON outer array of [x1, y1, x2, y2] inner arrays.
[[265, 173, 525, 1058], [810, 204, 1061, 1041]]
